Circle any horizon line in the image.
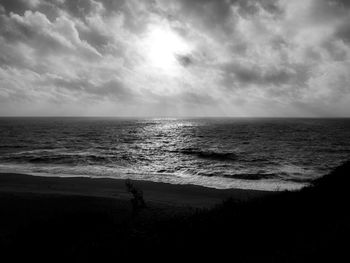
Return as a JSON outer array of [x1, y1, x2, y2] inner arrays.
[[0, 116, 349, 119]]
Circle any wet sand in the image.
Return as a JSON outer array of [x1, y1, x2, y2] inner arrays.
[[0, 173, 274, 208]]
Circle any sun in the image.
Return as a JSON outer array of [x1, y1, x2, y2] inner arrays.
[[144, 26, 191, 72]]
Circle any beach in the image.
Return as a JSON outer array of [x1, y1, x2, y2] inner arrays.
[[0, 173, 273, 208], [0, 162, 349, 262], [0, 172, 275, 261]]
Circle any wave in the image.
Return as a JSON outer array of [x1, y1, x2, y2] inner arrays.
[[195, 169, 313, 182], [196, 172, 275, 180], [176, 148, 238, 161], [224, 173, 275, 180], [0, 153, 127, 166]]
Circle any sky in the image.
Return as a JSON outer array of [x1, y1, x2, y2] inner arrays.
[[0, 0, 350, 117]]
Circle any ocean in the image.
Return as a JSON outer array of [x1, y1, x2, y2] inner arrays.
[[0, 117, 349, 191]]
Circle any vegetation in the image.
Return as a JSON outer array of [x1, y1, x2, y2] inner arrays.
[[0, 161, 349, 262], [125, 179, 146, 215]]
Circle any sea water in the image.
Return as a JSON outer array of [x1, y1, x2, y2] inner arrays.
[[0, 117, 349, 191]]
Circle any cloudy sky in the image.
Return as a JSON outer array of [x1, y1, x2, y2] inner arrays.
[[0, 0, 349, 117]]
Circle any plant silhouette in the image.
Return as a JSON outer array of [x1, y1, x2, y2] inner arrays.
[[125, 179, 146, 215]]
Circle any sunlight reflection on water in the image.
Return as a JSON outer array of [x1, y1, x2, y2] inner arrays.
[[0, 117, 349, 191]]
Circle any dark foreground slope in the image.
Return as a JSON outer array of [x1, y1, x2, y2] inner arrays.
[[1, 162, 350, 262]]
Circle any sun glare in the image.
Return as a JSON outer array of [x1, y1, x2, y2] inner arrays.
[[144, 26, 190, 72]]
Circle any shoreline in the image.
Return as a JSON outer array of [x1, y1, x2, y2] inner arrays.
[[0, 165, 305, 191], [0, 172, 275, 208]]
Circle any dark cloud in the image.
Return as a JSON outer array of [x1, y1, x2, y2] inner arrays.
[[308, 0, 350, 57], [310, 0, 350, 24], [176, 0, 234, 27], [46, 76, 134, 101], [0, 9, 102, 66], [0, 0, 102, 22], [0, 38, 32, 68], [175, 0, 281, 24], [175, 54, 193, 67], [77, 22, 113, 53], [149, 90, 217, 112], [222, 63, 294, 87], [335, 18, 350, 44], [233, 0, 282, 17], [0, 0, 35, 15], [94, 79, 135, 100], [322, 39, 348, 61], [324, 0, 350, 9], [0, 4, 5, 14], [0, 12, 62, 51]]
